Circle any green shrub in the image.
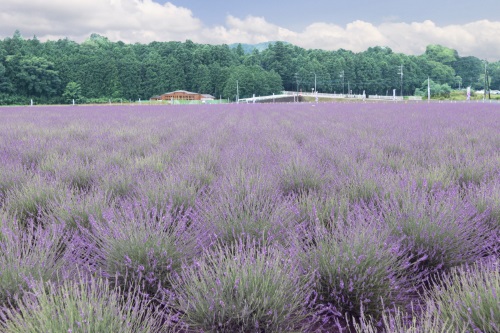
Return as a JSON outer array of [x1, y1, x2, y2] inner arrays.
[[38, 152, 65, 176], [184, 148, 220, 190], [133, 154, 169, 173]]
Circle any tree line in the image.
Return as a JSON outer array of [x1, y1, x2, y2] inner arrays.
[[0, 30, 499, 104]]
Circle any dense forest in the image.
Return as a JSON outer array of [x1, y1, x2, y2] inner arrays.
[[0, 30, 499, 104]]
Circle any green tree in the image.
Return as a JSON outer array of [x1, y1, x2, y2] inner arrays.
[[173, 43, 195, 91], [425, 45, 459, 65], [10, 56, 61, 98], [209, 63, 230, 99], [222, 65, 283, 100], [3, 30, 25, 55], [415, 78, 451, 98], [427, 61, 456, 85], [139, 52, 164, 99], [452, 56, 483, 89], [192, 64, 212, 94], [354, 53, 381, 95], [0, 63, 12, 93], [243, 49, 262, 66], [115, 50, 141, 99], [62, 81, 82, 103], [488, 62, 500, 90], [262, 42, 294, 91], [234, 43, 245, 61]]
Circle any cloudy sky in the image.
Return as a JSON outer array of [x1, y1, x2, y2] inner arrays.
[[1, 0, 500, 60]]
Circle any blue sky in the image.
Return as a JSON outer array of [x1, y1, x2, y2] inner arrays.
[[171, 0, 499, 28], [1, 0, 499, 60]]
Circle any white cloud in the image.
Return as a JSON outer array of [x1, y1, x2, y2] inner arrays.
[[198, 15, 296, 45], [0, 0, 203, 43], [0, 1, 499, 60], [377, 20, 495, 58], [293, 21, 389, 51], [199, 16, 500, 60]]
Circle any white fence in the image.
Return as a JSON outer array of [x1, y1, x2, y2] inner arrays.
[[368, 95, 404, 101], [283, 91, 365, 99], [287, 91, 409, 101], [238, 93, 291, 103]]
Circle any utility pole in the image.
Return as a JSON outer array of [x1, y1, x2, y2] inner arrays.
[[484, 60, 490, 100], [314, 72, 317, 93], [398, 65, 403, 97], [487, 70, 491, 100], [340, 70, 345, 95], [236, 80, 239, 103], [483, 62, 486, 102]]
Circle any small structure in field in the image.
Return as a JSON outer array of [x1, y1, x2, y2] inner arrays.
[[150, 90, 214, 102]]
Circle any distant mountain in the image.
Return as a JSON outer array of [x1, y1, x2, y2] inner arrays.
[[228, 41, 290, 54]]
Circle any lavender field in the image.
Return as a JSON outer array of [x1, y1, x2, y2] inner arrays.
[[0, 102, 499, 332]]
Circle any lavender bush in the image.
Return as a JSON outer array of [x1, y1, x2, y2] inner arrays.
[[425, 258, 499, 332], [380, 184, 494, 277], [57, 157, 98, 192], [471, 180, 500, 229], [0, 274, 162, 333], [351, 259, 499, 333], [0, 214, 69, 306], [6, 176, 63, 226], [78, 199, 204, 297], [0, 164, 27, 206], [48, 188, 112, 230], [183, 145, 221, 191], [349, 303, 460, 333], [101, 167, 138, 200], [138, 172, 200, 218], [171, 238, 315, 332], [301, 203, 418, 323], [294, 190, 350, 228], [197, 169, 296, 247], [279, 151, 326, 196]]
